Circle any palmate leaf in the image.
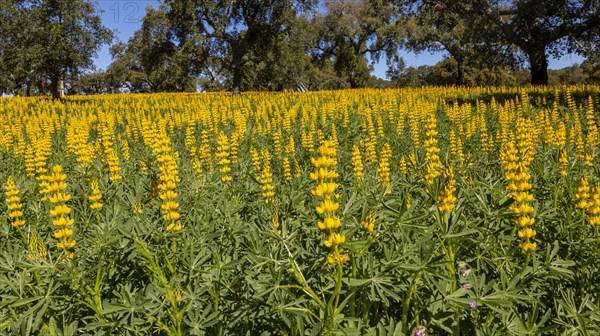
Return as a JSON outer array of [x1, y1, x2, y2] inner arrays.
[[185, 307, 220, 334], [506, 305, 557, 336], [554, 290, 599, 335], [542, 241, 575, 278], [370, 276, 402, 304]]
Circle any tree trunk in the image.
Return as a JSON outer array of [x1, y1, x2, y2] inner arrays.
[[49, 74, 60, 99], [232, 64, 242, 95], [455, 57, 465, 86], [231, 49, 243, 95], [527, 48, 549, 85], [348, 70, 358, 89], [39, 80, 46, 96]]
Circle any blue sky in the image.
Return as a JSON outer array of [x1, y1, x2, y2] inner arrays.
[[92, 1, 585, 79], [93, 0, 159, 70]]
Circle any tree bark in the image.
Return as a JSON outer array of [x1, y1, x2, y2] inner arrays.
[[527, 47, 549, 85], [455, 56, 465, 86], [49, 74, 60, 99], [348, 70, 359, 89], [38, 80, 46, 96], [231, 48, 243, 95]]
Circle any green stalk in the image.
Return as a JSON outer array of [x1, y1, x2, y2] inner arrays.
[[437, 208, 460, 334], [92, 213, 105, 322], [401, 271, 421, 333], [446, 245, 461, 336], [92, 249, 105, 321], [281, 235, 325, 309], [67, 260, 106, 323], [517, 251, 531, 281], [213, 276, 222, 336], [362, 300, 373, 327], [349, 256, 357, 320], [325, 247, 344, 335], [553, 183, 560, 208], [333, 262, 343, 310]]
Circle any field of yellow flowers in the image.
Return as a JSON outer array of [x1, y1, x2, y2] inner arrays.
[[1, 86, 599, 335]]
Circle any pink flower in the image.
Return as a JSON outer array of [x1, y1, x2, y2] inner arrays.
[[413, 326, 427, 336]]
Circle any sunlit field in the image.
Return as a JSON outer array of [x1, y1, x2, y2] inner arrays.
[[1, 86, 599, 335]]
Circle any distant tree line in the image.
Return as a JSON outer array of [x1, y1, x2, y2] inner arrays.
[[0, 0, 112, 98], [1, 0, 599, 97]]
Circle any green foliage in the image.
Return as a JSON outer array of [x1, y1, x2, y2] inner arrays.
[[399, 0, 516, 86], [4, 0, 600, 95], [450, 0, 600, 85], [164, 0, 316, 93], [0, 87, 599, 335], [315, 0, 399, 89], [0, 0, 112, 97], [390, 59, 517, 87], [105, 7, 200, 93]]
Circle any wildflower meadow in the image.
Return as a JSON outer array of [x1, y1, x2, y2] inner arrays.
[[1, 85, 599, 335]]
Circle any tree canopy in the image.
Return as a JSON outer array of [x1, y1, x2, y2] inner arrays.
[[463, 0, 600, 85], [163, 0, 316, 93], [1, 0, 599, 96], [0, 0, 112, 97]]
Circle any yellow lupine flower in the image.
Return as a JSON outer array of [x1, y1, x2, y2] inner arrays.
[[46, 165, 76, 255], [351, 144, 364, 179], [160, 190, 178, 200], [327, 253, 349, 265], [587, 184, 600, 226], [316, 198, 340, 215], [49, 193, 72, 203], [161, 201, 179, 211], [558, 149, 568, 177], [310, 140, 347, 265], [378, 143, 391, 190], [283, 157, 292, 181], [317, 216, 341, 230], [438, 166, 457, 213], [88, 179, 103, 210], [518, 242, 537, 252], [216, 132, 232, 182], [163, 211, 181, 221], [53, 228, 74, 239], [50, 204, 72, 216], [575, 175, 591, 210], [311, 182, 339, 197], [361, 211, 375, 234], [323, 232, 346, 248], [133, 201, 143, 216], [517, 227, 536, 239], [52, 215, 75, 227], [56, 239, 77, 250], [309, 168, 338, 180], [27, 231, 47, 262], [502, 141, 537, 252], [260, 153, 275, 204]]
